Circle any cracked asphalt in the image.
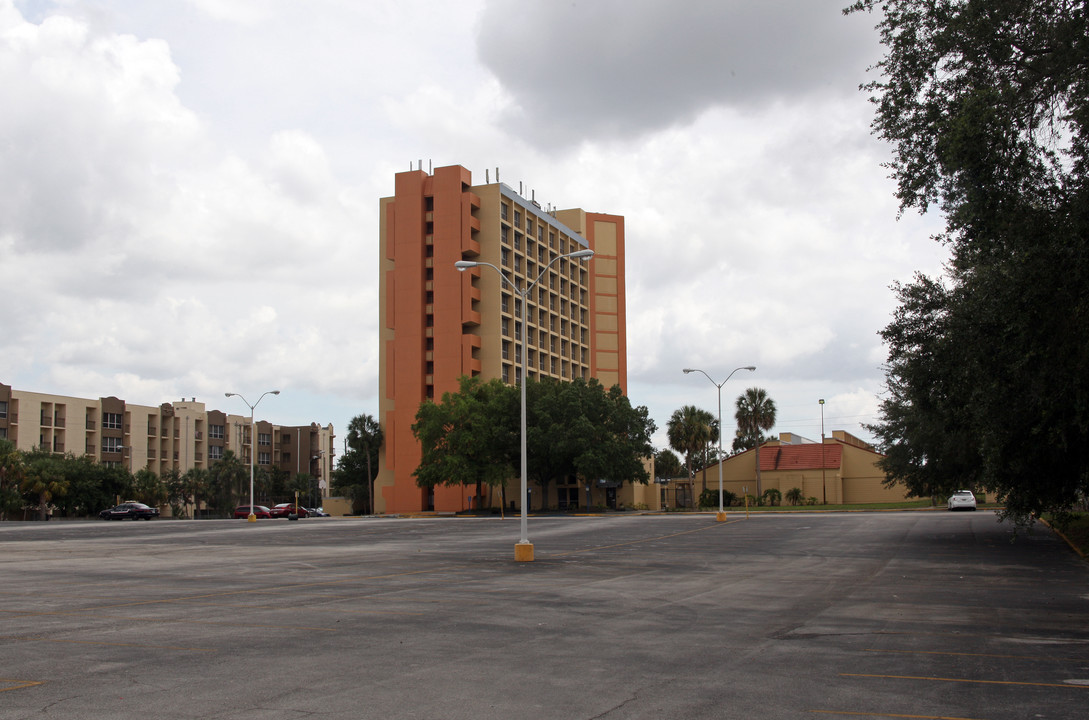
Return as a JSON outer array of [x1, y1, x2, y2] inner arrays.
[[1, 511, 1087, 719]]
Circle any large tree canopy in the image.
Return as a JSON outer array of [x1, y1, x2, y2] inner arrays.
[[412, 376, 654, 509], [848, 0, 1089, 521]]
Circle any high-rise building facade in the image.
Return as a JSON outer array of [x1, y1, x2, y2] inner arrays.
[[0, 383, 335, 496], [375, 164, 627, 513]]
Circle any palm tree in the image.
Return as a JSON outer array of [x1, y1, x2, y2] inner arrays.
[[667, 405, 717, 499], [21, 449, 68, 521], [735, 388, 777, 496], [346, 413, 383, 514]]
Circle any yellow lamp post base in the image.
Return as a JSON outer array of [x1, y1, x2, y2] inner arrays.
[[514, 542, 535, 562], [247, 514, 257, 523], [716, 511, 728, 522]]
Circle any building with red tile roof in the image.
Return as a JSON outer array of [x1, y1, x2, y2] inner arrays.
[[661, 430, 909, 508]]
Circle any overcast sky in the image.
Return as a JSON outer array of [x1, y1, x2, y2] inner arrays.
[[1, 0, 949, 456]]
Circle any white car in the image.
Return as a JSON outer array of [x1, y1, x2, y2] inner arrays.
[[947, 490, 978, 511]]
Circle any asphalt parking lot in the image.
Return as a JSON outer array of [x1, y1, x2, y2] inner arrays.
[[0, 511, 1086, 720]]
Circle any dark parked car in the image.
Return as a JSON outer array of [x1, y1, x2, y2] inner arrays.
[[269, 503, 309, 518], [306, 508, 329, 517], [99, 502, 160, 520], [233, 505, 272, 519]]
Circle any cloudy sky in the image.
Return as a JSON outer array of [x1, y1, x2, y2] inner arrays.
[[1, 0, 948, 456]]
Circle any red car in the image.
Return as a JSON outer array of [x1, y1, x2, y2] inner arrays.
[[269, 503, 309, 518], [233, 505, 272, 519]]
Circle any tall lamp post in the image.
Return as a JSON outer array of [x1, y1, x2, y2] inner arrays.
[[456, 247, 595, 562], [682, 365, 756, 522], [819, 398, 826, 505], [225, 390, 280, 522]]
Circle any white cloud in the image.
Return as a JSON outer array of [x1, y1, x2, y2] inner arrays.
[[477, 0, 882, 145], [1, 0, 950, 456]]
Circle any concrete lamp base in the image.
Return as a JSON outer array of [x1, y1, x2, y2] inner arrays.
[[247, 514, 257, 523], [716, 512, 728, 522], [514, 542, 535, 562]]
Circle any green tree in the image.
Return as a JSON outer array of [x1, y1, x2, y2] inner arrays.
[[667, 405, 716, 491], [332, 413, 384, 513], [785, 487, 803, 506], [734, 388, 777, 496], [847, 0, 1089, 522], [133, 467, 167, 508], [412, 376, 518, 506], [20, 449, 68, 520], [0, 438, 25, 520], [654, 448, 684, 480], [179, 467, 210, 518], [210, 450, 247, 513], [161, 468, 187, 518], [567, 380, 655, 498], [63, 456, 133, 516]]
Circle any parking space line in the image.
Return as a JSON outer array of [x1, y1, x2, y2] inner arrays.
[[0, 679, 44, 693], [864, 648, 1055, 662], [0, 608, 340, 632], [0, 635, 215, 652], [546, 519, 743, 557], [841, 672, 1089, 689], [809, 710, 983, 719], [77, 567, 452, 611]]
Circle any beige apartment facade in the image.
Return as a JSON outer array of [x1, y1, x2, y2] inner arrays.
[[0, 383, 335, 496]]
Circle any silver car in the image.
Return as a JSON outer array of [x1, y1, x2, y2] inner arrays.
[[947, 490, 977, 511]]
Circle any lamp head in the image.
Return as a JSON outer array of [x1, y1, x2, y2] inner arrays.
[[225, 392, 235, 397], [819, 398, 825, 405], [743, 366, 756, 371], [455, 260, 478, 271], [271, 390, 280, 395], [682, 368, 694, 374], [568, 249, 594, 260]]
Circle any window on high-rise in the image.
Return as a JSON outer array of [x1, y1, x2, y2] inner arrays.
[[103, 412, 122, 429]]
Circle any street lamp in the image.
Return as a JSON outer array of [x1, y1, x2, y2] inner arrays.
[[456, 247, 595, 562], [819, 398, 826, 505], [682, 365, 756, 521], [225, 390, 280, 522]]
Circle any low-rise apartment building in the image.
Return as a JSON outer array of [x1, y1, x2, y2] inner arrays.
[[0, 382, 335, 495]]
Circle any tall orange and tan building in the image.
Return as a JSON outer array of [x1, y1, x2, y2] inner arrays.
[[375, 164, 627, 513]]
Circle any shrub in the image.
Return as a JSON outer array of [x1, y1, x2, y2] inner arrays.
[[698, 488, 737, 508], [761, 488, 782, 507]]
